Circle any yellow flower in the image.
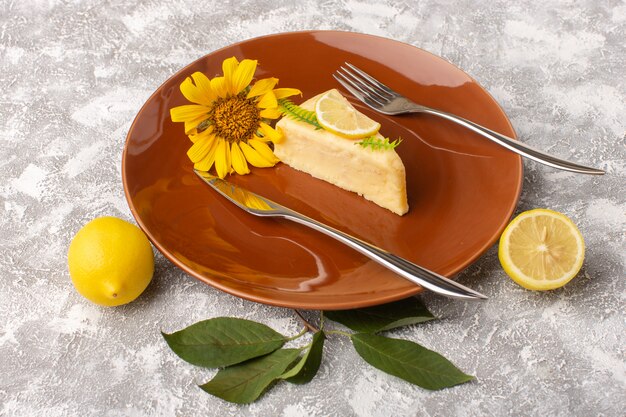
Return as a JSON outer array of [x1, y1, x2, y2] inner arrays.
[[170, 57, 301, 178]]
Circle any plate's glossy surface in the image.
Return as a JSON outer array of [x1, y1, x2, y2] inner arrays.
[[122, 31, 522, 310]]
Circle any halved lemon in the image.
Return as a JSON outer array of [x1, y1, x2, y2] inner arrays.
[[314, 89, 381, 138], [498, 209, 585, 291]]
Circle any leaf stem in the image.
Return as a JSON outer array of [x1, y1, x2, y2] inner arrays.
[[293, 310, 319, 333], [319, 311, 325, 330], [286, 327, 309, 342], [325, 330, 353, 338]]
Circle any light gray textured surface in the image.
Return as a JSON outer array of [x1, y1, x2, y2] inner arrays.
[[1, 1, 625, 416]]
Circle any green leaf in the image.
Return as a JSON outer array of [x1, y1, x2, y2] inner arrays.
[[278, 98, 323, 129], [355, 136, 402, 150], [162, 317, 285, 368], [281, 331, 325, 384], [351, 333, 473, 390], [200, 348, 302, 404], [325, 298, 435, 333]]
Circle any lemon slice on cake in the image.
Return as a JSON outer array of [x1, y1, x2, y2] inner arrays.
[[315, 89, 381, 138], [498, 209, 585, 291]]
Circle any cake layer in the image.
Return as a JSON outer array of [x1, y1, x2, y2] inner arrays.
[[274, 94, 408, 215]]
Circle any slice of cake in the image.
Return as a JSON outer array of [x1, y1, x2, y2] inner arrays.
[[274, 90, 409, 215]]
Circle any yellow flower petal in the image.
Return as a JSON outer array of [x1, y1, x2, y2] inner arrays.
[[214, 139, 231, 179], [259, 107, 283, 119], [211, 76, 229, 98], [259, 122, 284, 144], [188, 125, 214, 143], [170, 104, 209, 123], [184, 115, 209, 135], [194, 137, 220, 171], [249, 138, 279, 163], [222, 57, 239, 94], [247, 77, 278, 99], [191, 72, 216, 102], [187, 134, 216, 163], [252, 133, 269, 143], [239, 141, 276, 168], [231, 59, 257, 95], [180, 77, 210, 105], [230, 142, 250, 175], [257, 91, 278, 109], [273, 88, 302, 99]]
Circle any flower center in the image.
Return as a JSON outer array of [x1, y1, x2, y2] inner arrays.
[[210, 95, 260, 142]]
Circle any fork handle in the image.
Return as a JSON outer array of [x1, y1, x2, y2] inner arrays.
[[411, 106, 604, 175], [279, 210, 487, 300]]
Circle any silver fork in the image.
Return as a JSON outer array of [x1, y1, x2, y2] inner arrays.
[[333, 63, 605, 175]]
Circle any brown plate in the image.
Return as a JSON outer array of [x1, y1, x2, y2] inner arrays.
[[122, 31, 522, 310]]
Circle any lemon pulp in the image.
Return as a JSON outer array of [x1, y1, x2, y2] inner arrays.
[[314, 89, 381, 139], [498, 209, 584, 290]]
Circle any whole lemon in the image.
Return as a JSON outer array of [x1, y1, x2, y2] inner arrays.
[[68, 216, 154, 306]]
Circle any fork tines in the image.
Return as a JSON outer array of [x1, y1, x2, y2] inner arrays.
[[333, 62, 397, 107]]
